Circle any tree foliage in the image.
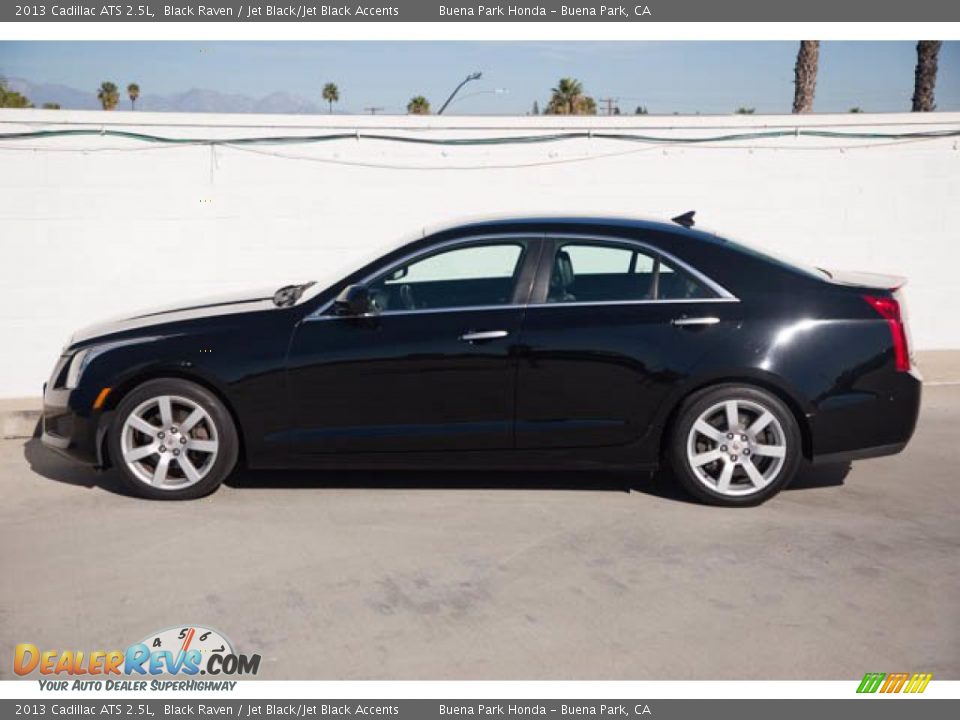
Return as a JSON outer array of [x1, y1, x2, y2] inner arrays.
[[127, 83, 140, 110], [545, 77, 597, 115], [407, 95, 431, 114], [0, 80, 33, 108], [98, 81, 120, 111], [322, 82, 339, 113]]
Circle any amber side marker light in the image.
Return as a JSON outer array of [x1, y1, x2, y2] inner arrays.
[[93, 388, 112, 410]]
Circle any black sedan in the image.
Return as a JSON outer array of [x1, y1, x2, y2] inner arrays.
[[42, 215, 921, 505]]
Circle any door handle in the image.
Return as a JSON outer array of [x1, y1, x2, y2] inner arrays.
[[671, 316, 720, 327], [460, 330, 509, 343]]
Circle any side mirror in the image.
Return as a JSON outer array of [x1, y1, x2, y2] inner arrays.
[[333, 284, 373, 316]]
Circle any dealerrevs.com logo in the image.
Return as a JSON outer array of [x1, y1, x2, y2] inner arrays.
[[14, 625, 260, 689]]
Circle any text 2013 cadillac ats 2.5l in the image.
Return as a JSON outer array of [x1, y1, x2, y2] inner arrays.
[[42, 215, 921, 505]]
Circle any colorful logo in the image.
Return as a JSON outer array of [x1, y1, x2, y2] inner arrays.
[[14, 625, 260, 678], [857, 672, 933, 694]]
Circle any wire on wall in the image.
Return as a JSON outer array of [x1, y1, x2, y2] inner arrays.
[[1, 126, 959, 147]]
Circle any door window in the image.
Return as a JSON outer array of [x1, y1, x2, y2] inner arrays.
[[547, 241, 717, 303], [367, 242, 526, 312]]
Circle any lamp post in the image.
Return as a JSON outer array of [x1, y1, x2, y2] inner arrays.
[[446, 88, 509, 110], [437, 71, 483, 115]]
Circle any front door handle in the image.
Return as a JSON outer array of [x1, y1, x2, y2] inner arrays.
[[460, 330, 509, 343], [671, 316, 720, 327]]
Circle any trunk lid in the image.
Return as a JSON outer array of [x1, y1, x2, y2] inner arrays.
[[825, 269, 906, 291]]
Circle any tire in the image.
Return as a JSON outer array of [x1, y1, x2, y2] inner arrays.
[[108, 378, 239, 500], [668, 384, 801, 507]]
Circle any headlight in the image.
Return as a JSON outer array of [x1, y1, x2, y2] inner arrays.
[[64, 348, 92, 389], [61, 337, 157, 390]]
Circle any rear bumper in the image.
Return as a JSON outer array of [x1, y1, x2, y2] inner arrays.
[[811, 441, 908, 466], [808, 369, 921, 464]]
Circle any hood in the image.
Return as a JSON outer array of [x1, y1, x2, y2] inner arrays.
[[68, 287, 280, 347]]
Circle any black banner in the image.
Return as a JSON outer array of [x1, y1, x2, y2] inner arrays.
[[5, 0, 960, 22]]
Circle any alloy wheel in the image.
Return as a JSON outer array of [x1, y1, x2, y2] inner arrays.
[[119, 395, 220, 489], [685, 398, 787, 497]]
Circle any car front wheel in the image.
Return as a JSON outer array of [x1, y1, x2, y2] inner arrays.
[[108, 378, 239, 500], [669, 384, 801, 506]]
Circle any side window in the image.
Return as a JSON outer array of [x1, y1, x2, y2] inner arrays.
[[367, 242, 525, 312], [547, 241, 717, 303]]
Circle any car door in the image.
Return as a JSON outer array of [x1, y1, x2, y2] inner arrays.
[[514, 236, 742, 449], [281, 236, 540, 454]]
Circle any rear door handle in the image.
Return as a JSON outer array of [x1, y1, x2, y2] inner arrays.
[[671, 316, 720, 327], [460, 330, 509, 343]]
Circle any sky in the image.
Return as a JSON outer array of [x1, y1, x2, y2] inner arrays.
[[2, 40, 959, 115]]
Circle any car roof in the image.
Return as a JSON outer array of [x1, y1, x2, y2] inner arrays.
[[423, 213, 721, 244]]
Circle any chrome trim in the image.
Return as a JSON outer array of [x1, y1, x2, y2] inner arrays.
[[460, 330, 510, 342], [546, 232, 737, 300], [527, 298, 738, 310], [308, 304, 520, 321], [304, 230, 739, 322], [672, 316, 722, 326]]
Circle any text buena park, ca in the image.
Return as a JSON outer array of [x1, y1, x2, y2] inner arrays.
[[439, 5, 652, 17]]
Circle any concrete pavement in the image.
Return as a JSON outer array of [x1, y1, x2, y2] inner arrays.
[[1, 386, 958, 680]]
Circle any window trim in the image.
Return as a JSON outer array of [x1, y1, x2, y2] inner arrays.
[[307, 231, 737, 322], [529, 234, 737, 307]]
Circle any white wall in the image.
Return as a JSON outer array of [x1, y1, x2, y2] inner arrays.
[[1, 108, 958, 398]]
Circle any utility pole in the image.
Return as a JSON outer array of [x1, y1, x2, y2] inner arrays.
[[598, 97, 619, 116], [364, 106, 385, 115]]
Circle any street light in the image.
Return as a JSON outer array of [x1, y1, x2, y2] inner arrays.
[[449, 88, 509, 104], [445, 88, 509, 112], [437, 71, 483, 115]]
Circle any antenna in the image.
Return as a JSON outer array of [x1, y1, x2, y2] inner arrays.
[[671, 211, 696, 229]]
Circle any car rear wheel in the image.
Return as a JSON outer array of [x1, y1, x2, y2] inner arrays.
[[668, 384, 801, 506], [108, 378, 239, 500]]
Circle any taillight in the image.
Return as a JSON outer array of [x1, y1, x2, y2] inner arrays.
[[863, 294, 911, 372]]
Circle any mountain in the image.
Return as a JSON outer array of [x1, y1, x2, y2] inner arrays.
[[4, 78, 323, 115], [5, 78, 99, 110]]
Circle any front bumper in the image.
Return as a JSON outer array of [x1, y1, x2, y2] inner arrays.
[[41, 384, 109, 467]]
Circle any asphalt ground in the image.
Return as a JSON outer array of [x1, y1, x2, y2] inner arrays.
[[1, 385, 957, 680]]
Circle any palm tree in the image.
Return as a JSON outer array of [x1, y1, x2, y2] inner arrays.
[[547, 77, 583, 115], [127, 83, 140, 110], [578, 96, 597, 115], [97, 81, 119, 111], [407, 95, 431, 115], [0, 80, 32, 108], [322, 82, 339, 113], [912, 41, 942, 112], [792, 41, 820, 114]]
